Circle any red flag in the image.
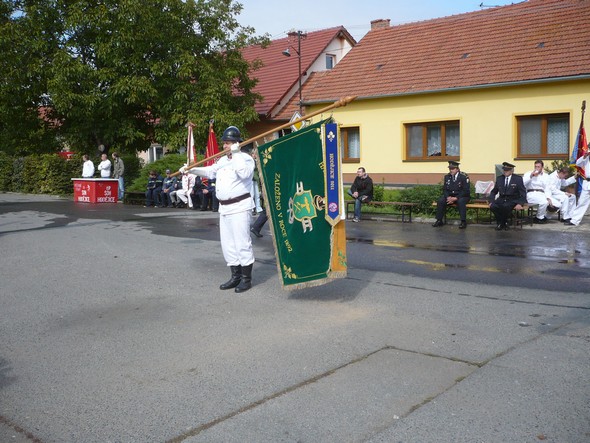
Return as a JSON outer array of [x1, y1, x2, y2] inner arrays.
[[187, 123, 196, 165], [570, 101, 588, 196], [204, 120, 219, 166]]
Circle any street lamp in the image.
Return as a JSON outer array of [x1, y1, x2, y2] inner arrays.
[[282, 30, 307, 115]]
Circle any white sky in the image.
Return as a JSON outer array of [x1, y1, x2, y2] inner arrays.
[[238, 0, 520, 41]]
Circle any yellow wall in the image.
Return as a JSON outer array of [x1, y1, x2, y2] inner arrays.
[[309, 79, 589, 184]]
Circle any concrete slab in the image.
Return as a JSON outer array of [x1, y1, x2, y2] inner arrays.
[[183, 349, 476, 442]]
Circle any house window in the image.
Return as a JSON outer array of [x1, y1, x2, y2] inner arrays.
[[148, 144, 164, 163], [326, 54, 335, 69], [341, 126, 360, 162], [405, 120, 460, 160], [517, 113, 569, 157]]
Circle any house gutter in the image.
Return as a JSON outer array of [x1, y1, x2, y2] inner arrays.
[[303, 74, 590, 106]]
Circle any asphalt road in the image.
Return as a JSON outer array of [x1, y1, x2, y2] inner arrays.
[[1, 193, 589, 443]]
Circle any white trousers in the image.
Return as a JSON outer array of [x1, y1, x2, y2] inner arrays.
[[176, 189, 193, 208], [526, 191, 548, 219], [219, 210, 254, 266], [571, 189, 590, 226], [551, 193, 576, 220]]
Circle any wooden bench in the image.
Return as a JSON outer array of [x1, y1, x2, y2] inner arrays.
[[346, 200, 417, 223], [432, 200, 538, 227], [124, 191, 145, 205]]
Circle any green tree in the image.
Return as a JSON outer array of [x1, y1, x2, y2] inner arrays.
[[0, 0, 266, 155]]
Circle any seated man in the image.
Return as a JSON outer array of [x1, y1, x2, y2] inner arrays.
[[548, 166, 577, 222], [432, 160, 471, 229], [160, 169, 177, 208], [176, 169, 195, 209], [145, 170, 163, 207], [347, 167, 373, 223], [523, 159, 553, 223], [488, 162, 527, 230], [199, 177, 219, 212], [168, 176, 182, 207], [192, 176, 206, 210]]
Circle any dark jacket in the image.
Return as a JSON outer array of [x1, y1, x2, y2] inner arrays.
[[488, 173, 527, 205], [442, 171, 471, 200], [162, 176, 177, 192], [351, 175, 374, 201], [147, 175, 164, 191]]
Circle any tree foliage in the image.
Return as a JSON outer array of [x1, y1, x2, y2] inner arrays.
[[0, 0, 266, 156]]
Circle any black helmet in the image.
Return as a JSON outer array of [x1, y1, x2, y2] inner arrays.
[[222, 126, 241, 142]]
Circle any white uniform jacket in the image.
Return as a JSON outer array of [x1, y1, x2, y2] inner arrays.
[[187, 152, 255, 215]]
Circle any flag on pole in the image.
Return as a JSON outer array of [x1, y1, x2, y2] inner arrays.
[[204, 120, 219, 166], [257, 117, 347, 290], [187, 123, 196, 165], [570, 101, 588, 197]]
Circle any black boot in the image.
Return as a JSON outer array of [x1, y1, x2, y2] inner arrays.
[[235, 264, 253, 293], [220, 265, 241, 290]]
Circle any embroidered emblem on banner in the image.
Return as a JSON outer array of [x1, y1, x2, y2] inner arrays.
[[288, 181, 324, 233]]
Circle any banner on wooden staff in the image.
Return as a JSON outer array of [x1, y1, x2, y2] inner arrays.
[[257, 118, 347, 290]]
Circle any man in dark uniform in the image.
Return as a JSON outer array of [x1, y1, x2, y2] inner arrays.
[[433, 160, 471, 229], [488, 162, 527, 231]]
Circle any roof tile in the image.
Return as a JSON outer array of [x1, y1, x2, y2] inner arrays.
[[305, 0, 590, 103]]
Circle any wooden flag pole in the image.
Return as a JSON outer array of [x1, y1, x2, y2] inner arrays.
[[171, 96, 357, 177]]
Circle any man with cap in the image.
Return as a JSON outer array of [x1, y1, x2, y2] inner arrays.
[[432, 160, 471, 229], [488, 162, 527, 230], [523, 159, 553, 223], [179, 126, 256, 293]]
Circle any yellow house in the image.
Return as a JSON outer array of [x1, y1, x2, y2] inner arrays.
[[302, 0, 590, 185]]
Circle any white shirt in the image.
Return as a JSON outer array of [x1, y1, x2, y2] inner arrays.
[[547, 170, 576, 197], [188, 151, 255, 215], [523, 169, 551, 198], [576, 154, 590, 191], [82, 160, 95, 178], [97, 159, 112, 178], [180, 174, 195, 192]]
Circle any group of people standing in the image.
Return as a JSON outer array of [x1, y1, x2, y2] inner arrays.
[[433, 155, 590, 230], [81, 152, 125, 200]]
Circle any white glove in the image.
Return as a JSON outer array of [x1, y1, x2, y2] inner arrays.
[[230, 142, 240, 153], [179, 166, 186, 174]]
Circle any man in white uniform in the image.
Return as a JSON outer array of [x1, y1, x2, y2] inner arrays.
[[547, 166, 577, 222], [523, 159, 553, 223], [565, 151, 590, 226], [180, 126, 255, 292]]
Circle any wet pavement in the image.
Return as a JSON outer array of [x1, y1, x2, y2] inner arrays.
[[0, 193, 589, 442]]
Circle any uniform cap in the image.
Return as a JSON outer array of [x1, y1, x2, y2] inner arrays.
[[448, 161, 460, 169], [502, 162, 515, 170]]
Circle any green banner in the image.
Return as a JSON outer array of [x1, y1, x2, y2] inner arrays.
[[257, 118, 345, 289]]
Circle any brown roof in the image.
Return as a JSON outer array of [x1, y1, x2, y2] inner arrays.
[[304, 0, 590, 104], [241, 27, 355, 117]]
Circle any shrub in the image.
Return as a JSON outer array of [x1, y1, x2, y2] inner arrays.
[[398, 184, 442, 215], [127, 154, 187, 192], [0, 152, 13, 191]]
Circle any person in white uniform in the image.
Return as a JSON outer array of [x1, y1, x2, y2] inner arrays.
[[547, 166, 577, 222], [566, 151, 590, 226], [523, 159, 553, 223], [180, 126, 255, 292]]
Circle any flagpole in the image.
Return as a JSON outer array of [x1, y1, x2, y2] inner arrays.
[[170, 96, 357, 177]]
